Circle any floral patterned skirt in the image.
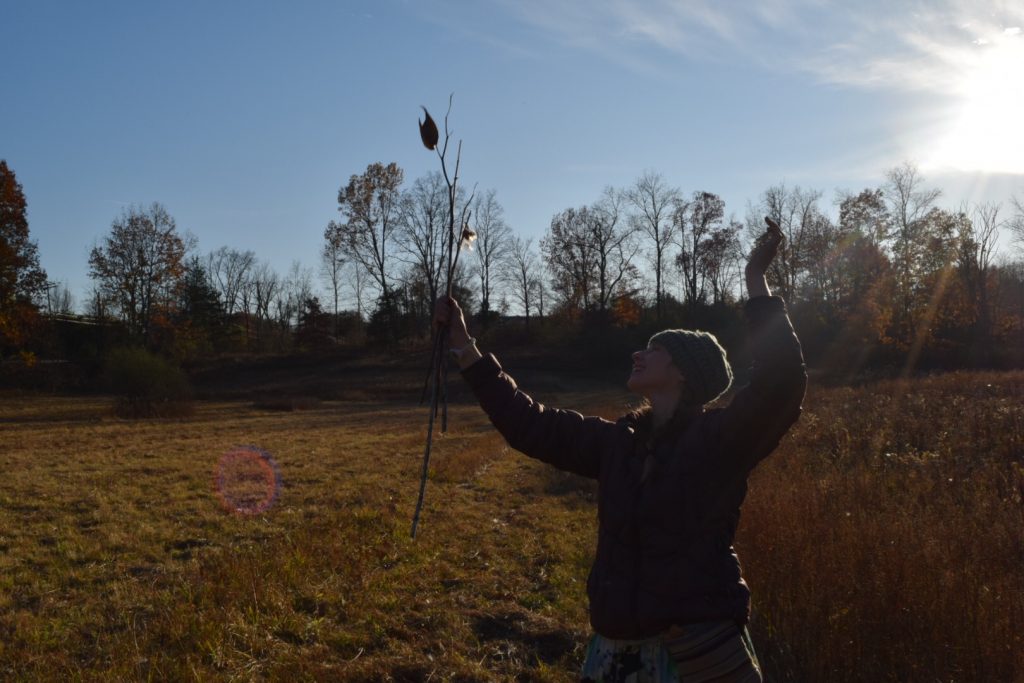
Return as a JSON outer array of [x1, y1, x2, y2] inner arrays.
[[580, 620, 762, 682]]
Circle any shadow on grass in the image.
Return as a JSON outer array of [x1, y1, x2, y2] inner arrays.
[[470, 608, 577, 665]]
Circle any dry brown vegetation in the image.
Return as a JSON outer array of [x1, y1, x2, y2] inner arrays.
[[1, 369, 1022, 681]]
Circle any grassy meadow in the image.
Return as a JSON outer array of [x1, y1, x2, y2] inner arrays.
[[1, 366, 1022, 681]]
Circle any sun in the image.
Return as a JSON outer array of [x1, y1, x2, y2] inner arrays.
[[927, 27, 1024, 174]]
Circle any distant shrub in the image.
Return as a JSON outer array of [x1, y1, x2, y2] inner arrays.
[[104, 347, 194, 418]]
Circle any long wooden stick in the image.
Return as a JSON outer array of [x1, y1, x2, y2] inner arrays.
[[410, 341, 442, 538], [411, 95, 460, 538], [419, 325, 443, 406]]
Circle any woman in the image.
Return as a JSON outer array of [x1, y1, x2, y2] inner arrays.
[[433, 217, 806, 682]]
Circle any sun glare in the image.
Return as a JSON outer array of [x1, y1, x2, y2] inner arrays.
[[927, 27, 1024, 174]]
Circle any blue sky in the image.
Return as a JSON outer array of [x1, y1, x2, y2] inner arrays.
[[3, 0, 1022, 312]]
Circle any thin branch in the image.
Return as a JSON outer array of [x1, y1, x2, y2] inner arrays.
[[412, 93, 467, 538]]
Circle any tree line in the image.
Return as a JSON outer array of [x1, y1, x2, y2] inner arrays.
[[3, 157, 1024, 376]]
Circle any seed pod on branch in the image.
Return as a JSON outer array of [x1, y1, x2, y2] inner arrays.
[[412, 94, 464, 539], [419, 106, 439, 150]]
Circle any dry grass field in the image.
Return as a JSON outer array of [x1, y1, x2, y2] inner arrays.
[[1, 367, 1022, 681]]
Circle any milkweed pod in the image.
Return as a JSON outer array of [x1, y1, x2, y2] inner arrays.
[[460, 227, 478, 251], [419, 106, 439, 150]]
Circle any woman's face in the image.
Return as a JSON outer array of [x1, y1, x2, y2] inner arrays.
[[627, 342, 683, 397]]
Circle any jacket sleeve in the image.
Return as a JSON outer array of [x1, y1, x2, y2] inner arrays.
[[713, 295, 807, 473], [459, 353, 611, 479]]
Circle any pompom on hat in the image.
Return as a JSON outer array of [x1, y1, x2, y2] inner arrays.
[[648, 329, 733, 406]]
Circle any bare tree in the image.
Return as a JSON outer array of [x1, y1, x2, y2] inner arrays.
[[88, 202, 187, 342], [251, 261, 281, 347], [349, 260, 368, 321], [395, 171, 457, 322], [470, 189, 513, 318], [327, 161, 404, 307], [701, 220, 744, 305], [505, 236, 540, 326], [283, 261, 314, 329], [882, 163, 942, 345], [589, 187, 640, 312], [626, 170, 681, 321], [48, 280, 75, 315], [745, 184, 824, 302], [271, 286, 293, 335], [674, 191, 726, 306], [205, 246, 255, 317], [320, 234, 345, 337], [969, 203, 1002, 282], [535, 270, 547, 321], [85, 283, 109, 321], [1010, 194, 1024, 250], [958, 203, 1003, 343], [885, 162, 942, 240]]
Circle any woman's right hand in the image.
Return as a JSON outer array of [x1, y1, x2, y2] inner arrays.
[[746, 216, 784, 276], [745, 216, 784, 298], [433, 295, 471, 348]]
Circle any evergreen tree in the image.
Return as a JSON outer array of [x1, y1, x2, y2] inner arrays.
[[177, 256, 229, 356]]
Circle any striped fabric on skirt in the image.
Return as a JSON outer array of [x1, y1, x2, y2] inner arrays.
[[580, 620, 762, 682]]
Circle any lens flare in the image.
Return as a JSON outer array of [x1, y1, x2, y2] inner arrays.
[[213, 446, 282, 515]]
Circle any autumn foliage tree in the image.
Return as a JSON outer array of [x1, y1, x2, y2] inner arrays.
[[88, 203, 189, 347], [31, 155, 1018, 373], [542, 189, 639, 321], [674, 190, 738, 306], [0, 160, 48, 357], [542, 206, 596, 315]]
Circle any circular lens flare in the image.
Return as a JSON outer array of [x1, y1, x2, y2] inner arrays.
[[214, 446, 282, 515]]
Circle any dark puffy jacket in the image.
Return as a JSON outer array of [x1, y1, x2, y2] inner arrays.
[[460, 295, 806, 639]]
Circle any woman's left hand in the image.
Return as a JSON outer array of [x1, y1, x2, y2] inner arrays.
[[433, 295, 471, 349]]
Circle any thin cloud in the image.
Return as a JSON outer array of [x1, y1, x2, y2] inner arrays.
[[489, 0, 1024, 174], [493, 0, 1023, 95], [498, 0, 755, 62], [783, 1, 1024, 98]]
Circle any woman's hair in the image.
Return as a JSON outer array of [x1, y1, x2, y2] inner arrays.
[[623, 396, 701, 449]]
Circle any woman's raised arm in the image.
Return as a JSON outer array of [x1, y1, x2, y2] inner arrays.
[[435, 295, 613, 479], [712, 218, 807, 472]]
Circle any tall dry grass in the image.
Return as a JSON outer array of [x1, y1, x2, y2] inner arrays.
[[739, 371, 1024, 681], [0, 370, 1021, 680]]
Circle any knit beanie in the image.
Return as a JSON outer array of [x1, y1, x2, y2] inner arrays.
[[648, 329, 733, 406]]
